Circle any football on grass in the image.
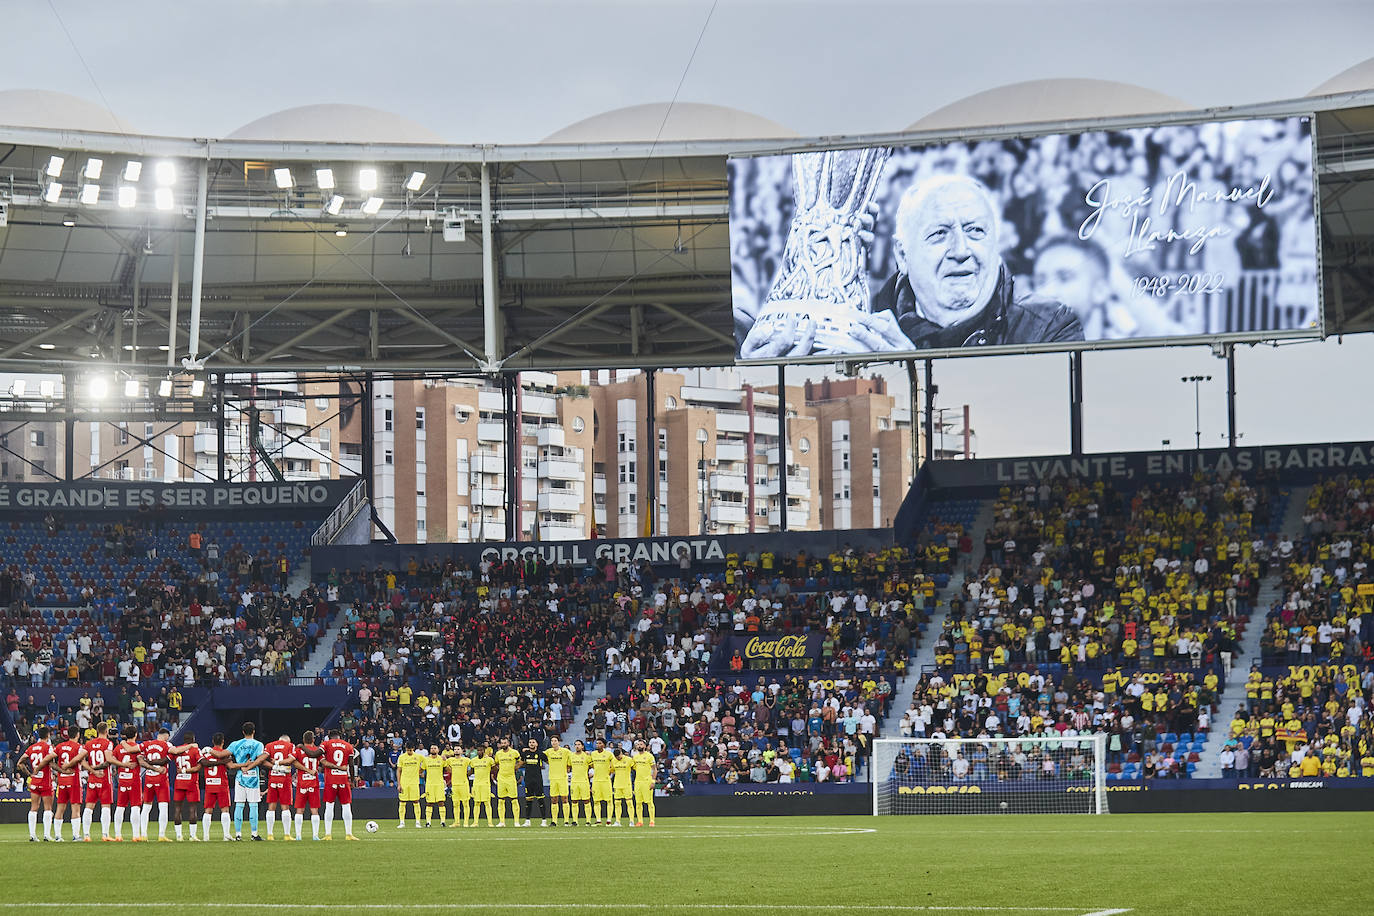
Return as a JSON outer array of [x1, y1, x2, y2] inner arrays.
[[365, 821, 379, 833]]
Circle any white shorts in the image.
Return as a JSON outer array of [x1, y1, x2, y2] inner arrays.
[[234, 783, 262, 804]]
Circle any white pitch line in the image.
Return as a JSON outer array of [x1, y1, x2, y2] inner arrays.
[[0, 906, 1127, 913]]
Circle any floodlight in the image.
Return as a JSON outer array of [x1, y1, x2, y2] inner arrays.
[[46, 155, 64, 178], [405, 171, 426, 192], [118, 186, 137, 208], [124, 160, 143, 182], [44, 182, 63, 203], [358, 168, 377, 191], [84, 158, 103, 180], [154, 161, 176, 186], [89, 376, 109, 399], [334, 224, 348, 237], [80, 184, 99, 205], [10, 380, 25, 397], [361, 196, 383, 215], [61, 212, 77, 227], [38, 343, 55, 350], [189, 378, 205, 397], [157, 377, 173, 398], [124, 378, 140, 398], [39, 380, 55, 397], [274, 168, 294, 189], [325, 195, 344, 216], [155, 187, 174, 210], [316, 168, 334, 189]]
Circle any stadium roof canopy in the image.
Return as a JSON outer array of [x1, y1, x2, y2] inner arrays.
[[0, 91, 1371, 377]]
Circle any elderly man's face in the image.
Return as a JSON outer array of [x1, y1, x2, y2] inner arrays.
[[899, 184, 1000, 315]]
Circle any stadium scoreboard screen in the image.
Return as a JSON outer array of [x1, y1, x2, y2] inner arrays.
[[729, 114, 1320, 363]]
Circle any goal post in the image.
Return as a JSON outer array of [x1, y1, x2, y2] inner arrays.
[[871, 735, 1109, 816]]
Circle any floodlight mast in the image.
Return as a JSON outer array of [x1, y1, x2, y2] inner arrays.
[[185, 158, 209, 372]]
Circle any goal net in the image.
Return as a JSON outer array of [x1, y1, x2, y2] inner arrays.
[[872, 736, 1108, 816]]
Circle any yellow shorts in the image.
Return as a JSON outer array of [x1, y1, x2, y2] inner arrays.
[[613, 787, 632, 800], [570, 782, 590, 801], [591, 783, 612, 802], [472, 789, 492, 803], [451, 790, 470, 804], [426, 790, 446, 805], [496, 779, 518, 799], [549, 779, 569, 798], [634, 788, 653, 802], [399, 785, 421, 802]]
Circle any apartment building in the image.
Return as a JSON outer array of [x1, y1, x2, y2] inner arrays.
[[0, 367, 915, 542]]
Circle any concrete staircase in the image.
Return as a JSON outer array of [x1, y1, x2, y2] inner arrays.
[[1191, 484, 1310, 778], [570, 676, 610, 743], [880, 497, 994, 737]]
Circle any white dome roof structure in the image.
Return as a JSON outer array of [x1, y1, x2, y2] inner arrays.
[[543, 102, 797, 143], [0, 89, 130, 133], [908, 79, 1190, 132], [227, 104, 444, 143], [1309, 58, 1374, 96]]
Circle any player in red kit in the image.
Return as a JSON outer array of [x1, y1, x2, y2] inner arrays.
[[170, 731, 203, 841], [290, 731, 324, 841], [138, 727, 176, 842], [111, 726, 146, 841], [199, 733, 233, 841], [18, 725, 56, 842], [52, 726, 89, 842], [262, 732, 297, 840], [81, 721, 117, 842], [319, 728, 360, 840]]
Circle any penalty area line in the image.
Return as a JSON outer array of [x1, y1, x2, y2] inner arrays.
[[0, 905, 1131, 913]]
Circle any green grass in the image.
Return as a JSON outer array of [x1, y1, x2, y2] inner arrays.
[[1, 813, 1369, 915]]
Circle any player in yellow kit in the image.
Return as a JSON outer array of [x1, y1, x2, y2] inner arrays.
[[468, 746, 496, 827], [493, 738, 522, 827], [446, 748, 471, 828], [567, 739, 592, 826], [589, 738, 614, 825], [396, 744, 423, 828], [609, 745, 634, 826], [543, 736, 573, 827], [422, 745, 448, 827], [631, 739, 657, 827]]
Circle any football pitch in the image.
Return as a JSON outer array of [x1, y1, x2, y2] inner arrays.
[[0, 813, 1369, 915]]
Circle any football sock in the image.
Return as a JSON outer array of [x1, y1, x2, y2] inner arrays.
[[295, 812, 303, 839], [190, 817, 198, 840], [341, 804, 353, 836], [175, 824, 183, 841], [28, 811, 37, 840], [100, 807, 111, 838], [234, 802, 244, 835], [220, 810, 231, 839], [158, 802, 169, 838], [202, 812, 211, 838], [397, 801, 405, 821], [82, 809, 93, 837], [248, 802, 260, 836], [141, 803, 152, 834], [324, 801, 335, 836], [311, 813, 320, 839], [42, 810, 53, 839], [71, 816, 82, 840], [113, 806, 125, 839], [266, 810, 276, 837]]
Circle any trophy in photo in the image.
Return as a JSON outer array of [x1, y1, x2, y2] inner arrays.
[[752, 147, 891, 354]]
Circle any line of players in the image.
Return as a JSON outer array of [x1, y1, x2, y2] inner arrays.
[[396, 736, 658, 829], [17, 721, 364, 842]]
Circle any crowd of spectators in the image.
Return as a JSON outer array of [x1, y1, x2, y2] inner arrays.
[[1258, 475, 1372, 665], [932, 474, 1278, 676], [1217, 663, 1373, 778]]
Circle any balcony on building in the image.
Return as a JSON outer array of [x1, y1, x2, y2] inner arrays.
[[714, 440, 748, 463], [538, 514, 586, 541], [476, 422, 504, 442], [710, 503, 747, 525], [536, 426, 565, 448], [538, 457, 581, 480], [537, 489, 583, 513], [592, 473, 607, 496], [709, 472, 747, 493], [471, 486, 505, 507], [767, 508, 810, 527], [478, 389, 505, 412], [522, 393, 557, 417]]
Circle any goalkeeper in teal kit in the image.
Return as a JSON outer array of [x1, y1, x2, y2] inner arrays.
[[224, 722, 268, 841]]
